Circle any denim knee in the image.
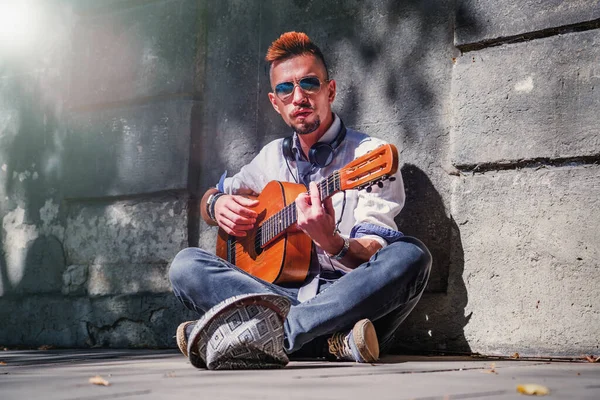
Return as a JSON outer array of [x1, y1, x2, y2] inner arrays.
[[375, 238, 432, 289], [168, 247, 207, 292]]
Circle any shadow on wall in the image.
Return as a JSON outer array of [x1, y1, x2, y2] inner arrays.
[[0, 229, 7, 296], [199, 0, 474, 352], [0, 68, 68, 298], [205, 0, 456, 185], [392, 165, 471, 354]]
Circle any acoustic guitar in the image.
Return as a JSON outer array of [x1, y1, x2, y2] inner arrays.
[[216, 144, 399, 284]]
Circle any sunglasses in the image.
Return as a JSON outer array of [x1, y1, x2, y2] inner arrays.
[[274, 76, 326, 101]]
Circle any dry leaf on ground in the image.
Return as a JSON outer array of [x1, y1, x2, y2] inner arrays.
[[517, 384, 550, 396], [89, 375, 111, 386], [511, 352, 520, 359], [38, 345, 54, 350], [584, 355, 600, 363], [480, 362, 497, 374], [0, 361, 6, 365]]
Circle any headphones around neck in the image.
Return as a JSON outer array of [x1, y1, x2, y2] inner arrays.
[[282, 120, 347, 168]]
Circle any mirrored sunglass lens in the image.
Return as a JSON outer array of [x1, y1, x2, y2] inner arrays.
[[299, 77, 321, 92], [275, 82, 294, 97]]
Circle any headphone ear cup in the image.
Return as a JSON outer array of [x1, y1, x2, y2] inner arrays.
[[308, 142, 335, 168], [282, 136, 294, 161]]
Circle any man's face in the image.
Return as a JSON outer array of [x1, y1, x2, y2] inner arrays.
[[268, 54, 336, 135]]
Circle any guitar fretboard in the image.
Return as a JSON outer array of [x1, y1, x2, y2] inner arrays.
[[257, 171, 341, 247]]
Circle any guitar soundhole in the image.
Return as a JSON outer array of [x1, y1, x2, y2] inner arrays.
[[254, 241, 263, 256]]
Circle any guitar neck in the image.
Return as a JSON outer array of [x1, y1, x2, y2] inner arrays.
[[259, 171, 341, 247]]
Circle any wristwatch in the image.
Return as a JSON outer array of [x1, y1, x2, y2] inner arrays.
[[330, 236, 350, 260]]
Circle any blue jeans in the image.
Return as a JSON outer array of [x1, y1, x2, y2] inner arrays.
[[169, 236, 431, 355]]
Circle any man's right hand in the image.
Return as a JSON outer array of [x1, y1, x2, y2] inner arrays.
[[213, 195, 259, 237]]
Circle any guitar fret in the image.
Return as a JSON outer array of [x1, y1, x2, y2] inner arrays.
[[258, 226, 263, 247]]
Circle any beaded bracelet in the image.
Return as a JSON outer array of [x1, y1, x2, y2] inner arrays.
[[207, 192, 226, 222]]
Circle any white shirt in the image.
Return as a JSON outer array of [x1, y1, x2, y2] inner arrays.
[[219, 114, 405, 298]]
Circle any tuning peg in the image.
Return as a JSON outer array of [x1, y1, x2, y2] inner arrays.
[[389, 177, 396, 182], [366, 186, 372, 193], [377, 181, 383, 188]]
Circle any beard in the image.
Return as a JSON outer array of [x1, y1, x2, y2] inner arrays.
[[292, 115, 321, 135]]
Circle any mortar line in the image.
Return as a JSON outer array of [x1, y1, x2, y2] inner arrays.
[[453, 154, 600, 174], [68, 92, 198, 113], [74, 0, 172, 16], [457, 17, 600, 53], [62, 188, 190, 204]]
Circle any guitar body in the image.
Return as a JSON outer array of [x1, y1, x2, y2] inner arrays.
[[216, 180, 313, 284]]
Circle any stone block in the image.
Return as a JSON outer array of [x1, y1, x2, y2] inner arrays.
[[0, 296, 89, 347], [62, 264, 88, 295], [197, 0, 263, 189], [0, 293, 196, 347], [64, 193, 188, 265], [456, 0, 600, 46], [64, 100, 196, 198], [451, 166, 600, 356], [0, 71, 69, 212], [451, 30, 600, 167], [1, 201, 66, 296], [69, 0, 200, 106], [86, 294, 192, 348], [87, 263, 171, 296]]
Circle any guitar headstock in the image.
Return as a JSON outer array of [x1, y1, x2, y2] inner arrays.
[[338, 144, 399, 192]]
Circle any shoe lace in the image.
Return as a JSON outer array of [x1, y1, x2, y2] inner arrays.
[[327, 332, 350, 359]]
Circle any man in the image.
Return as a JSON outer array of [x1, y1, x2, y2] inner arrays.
[[169, 32, 431, 363]]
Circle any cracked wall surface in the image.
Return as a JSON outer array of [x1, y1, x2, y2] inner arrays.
[[0, 0, 598, 355], [0, 0, 200, 348]]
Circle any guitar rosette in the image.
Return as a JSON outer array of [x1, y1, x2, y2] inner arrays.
[[186, 293, 291, 370]]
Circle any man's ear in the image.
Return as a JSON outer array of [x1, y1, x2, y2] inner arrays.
[[327, 79, 337, 104], [268, 92, 282, 115]]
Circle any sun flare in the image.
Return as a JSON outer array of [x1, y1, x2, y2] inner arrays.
[[0, 1, 39, 51]]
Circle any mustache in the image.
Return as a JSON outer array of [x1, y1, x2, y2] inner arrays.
[[293, 104, 313, 112]]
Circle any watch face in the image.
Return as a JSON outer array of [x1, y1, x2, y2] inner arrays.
[[332, 237, 349, 260]]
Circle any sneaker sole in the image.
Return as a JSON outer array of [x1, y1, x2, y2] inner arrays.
[[352, 319, 379, 363], [176, 321, 195, 358]]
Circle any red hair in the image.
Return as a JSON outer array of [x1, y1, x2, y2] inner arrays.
[[266, 32, 329, 78]]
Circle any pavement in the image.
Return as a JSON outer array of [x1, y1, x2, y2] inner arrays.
[[0, 350, 599, 399]]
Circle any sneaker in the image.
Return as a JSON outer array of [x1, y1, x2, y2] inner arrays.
[[327, 319, 379, 363], [176, 321, 196, 358]]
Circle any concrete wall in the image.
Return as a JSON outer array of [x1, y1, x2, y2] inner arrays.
[[438, 0, 600, 356], [0, 0, 200, 348], [0, 0, 598, 356]]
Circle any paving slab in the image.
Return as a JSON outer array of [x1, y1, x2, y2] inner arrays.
[[0, 350, 598, 399]]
